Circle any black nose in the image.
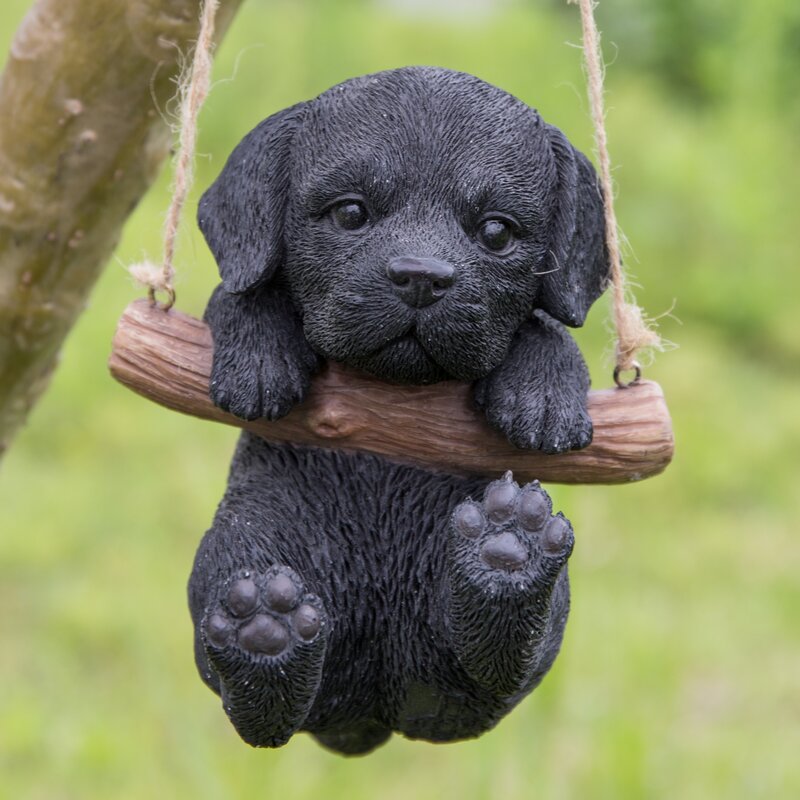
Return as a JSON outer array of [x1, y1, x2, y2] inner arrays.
[[387, 257, 456, 308]]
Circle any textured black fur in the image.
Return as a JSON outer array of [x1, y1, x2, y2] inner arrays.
[[191, 67, 609, 755]]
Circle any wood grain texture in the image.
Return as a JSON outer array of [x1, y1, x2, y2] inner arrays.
[[109, 299, 675, 484]]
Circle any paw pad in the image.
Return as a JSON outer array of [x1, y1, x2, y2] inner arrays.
[[240, 614, 291, 655], [228, 578, 258, 617], [451, 473, 573, 575], [542, 516, 571, 553], [484, 477, 518, 522], [293, 604, 322, 641], [204, 566, 325, 659], [453, 503, 485, 539], [206, 613, 234, 648], [480, 531, 527, 571], [265, 573, 300, 612], [518, 488, 550, 531]]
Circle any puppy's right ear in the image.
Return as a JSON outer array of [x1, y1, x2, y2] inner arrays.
[[198, 102, 306, 294], [537, 124, 609, 328]]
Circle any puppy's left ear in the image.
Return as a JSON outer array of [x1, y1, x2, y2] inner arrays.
[[198, 102, 307, 294], [537, 124, 610, 327]]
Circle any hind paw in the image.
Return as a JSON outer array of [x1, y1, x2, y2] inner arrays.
[[203, 566, 325, 662], [199, 565, 328, 747], [450, 472, 573, 591]]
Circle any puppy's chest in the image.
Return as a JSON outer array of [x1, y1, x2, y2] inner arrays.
[[264, 441, 486, 547], [299, 448, 485, 543]]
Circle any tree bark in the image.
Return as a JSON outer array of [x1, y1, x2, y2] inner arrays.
[[0, 0, 243, 457], [110, 300, 675, 485]]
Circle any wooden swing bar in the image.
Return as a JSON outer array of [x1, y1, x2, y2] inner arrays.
[[109, 300, 674, 485]]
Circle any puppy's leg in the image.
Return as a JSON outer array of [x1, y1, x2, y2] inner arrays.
[[473, 310, 592, 454], [446, 472, 572, 698], [204, 284, 320, 421], [189, 510, 329, 748]]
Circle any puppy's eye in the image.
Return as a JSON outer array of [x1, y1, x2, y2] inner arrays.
[[330, 199, 369, 231], [477, 218, 515, 253]]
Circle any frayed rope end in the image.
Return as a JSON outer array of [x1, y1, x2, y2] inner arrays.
[[614, 300, 664, 373]]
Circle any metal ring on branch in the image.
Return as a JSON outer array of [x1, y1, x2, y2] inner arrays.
[[147, 284, 177, 312], [613, 362, 642, 389]]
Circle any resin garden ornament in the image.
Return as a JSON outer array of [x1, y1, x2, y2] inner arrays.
[[195, 65, 610, 754], [110, 1, 673, 759]]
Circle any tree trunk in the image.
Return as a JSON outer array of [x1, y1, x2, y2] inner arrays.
[[0, 0, 243, 457]]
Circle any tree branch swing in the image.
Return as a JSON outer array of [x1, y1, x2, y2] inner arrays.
[[109, 0, 674, 486]]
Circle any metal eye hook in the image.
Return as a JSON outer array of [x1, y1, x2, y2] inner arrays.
[[613, 362, 642, 389]]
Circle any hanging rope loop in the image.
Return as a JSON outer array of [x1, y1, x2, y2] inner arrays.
[[568, 0, 661, 385], [129, 0, 219, 311]]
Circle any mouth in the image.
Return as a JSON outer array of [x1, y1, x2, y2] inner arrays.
[[362, 320, 419, 356], [375, 331, 425, 358], [351, 327, 448, 384]]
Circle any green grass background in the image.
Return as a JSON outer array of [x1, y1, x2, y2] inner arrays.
[[1, 0, 799, 797]]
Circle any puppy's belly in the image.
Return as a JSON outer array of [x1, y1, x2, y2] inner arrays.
[[231, 434, 518, 739]]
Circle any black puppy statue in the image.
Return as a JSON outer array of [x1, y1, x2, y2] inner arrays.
[[190, 66, 608, 756]]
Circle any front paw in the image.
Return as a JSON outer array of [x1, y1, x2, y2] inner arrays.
[[210, 350, 315, 421], [474, 382, 593, 454]]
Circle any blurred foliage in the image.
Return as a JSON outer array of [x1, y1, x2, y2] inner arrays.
[[1, 0, 798, 798], [545, 0, 800, 112]]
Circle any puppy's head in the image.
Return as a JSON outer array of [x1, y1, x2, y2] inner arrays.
[[199, 67, 608, 384]]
